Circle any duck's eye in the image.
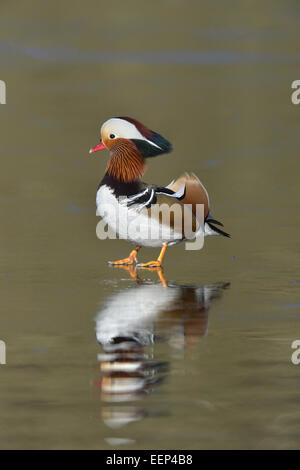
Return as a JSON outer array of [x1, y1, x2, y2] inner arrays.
[[110, 134, 115, 139]]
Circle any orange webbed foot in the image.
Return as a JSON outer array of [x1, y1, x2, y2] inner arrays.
[[136, 243, 168, 270], [108, 257, 135, 266], [137, 260, 162, 268], [107, 246, 140, 266]]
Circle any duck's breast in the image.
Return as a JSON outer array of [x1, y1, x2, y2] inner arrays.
[[96, 185, 185, 247]]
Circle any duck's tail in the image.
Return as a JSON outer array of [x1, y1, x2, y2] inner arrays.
[[205, 220, 231, 238]]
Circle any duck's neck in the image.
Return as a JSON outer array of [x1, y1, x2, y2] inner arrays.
[[106, 140, 146, 183], [100, 172, 143, 197]]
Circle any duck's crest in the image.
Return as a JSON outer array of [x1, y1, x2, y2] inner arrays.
[[117, 116, 173, 157]]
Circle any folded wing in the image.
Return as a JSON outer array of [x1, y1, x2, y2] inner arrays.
[[167, 172, 210, 220], [167, 173, 230, 238]]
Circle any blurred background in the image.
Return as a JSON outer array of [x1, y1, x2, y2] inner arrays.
[[0, 0, 300, 450]]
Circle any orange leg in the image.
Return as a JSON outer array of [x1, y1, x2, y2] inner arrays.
[[108, 246, 140, 266], [137, 243, 168, 269]]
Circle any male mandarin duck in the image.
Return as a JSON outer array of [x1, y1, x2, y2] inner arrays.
[[90, 117, 229, 267]]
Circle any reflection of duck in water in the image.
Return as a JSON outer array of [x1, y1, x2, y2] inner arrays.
[[95, 268, 229, 428]]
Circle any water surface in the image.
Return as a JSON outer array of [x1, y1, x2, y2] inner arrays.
[[0, 0, 300, 450]]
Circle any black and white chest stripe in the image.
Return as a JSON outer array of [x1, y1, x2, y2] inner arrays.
[[126, 184, 186, 210], [98, 173, 186, 210]]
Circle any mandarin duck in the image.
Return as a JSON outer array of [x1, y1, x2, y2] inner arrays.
[[90, 117, 229, 267]]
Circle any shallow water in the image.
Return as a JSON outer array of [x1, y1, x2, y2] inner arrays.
[[0, 0, 300, 450]]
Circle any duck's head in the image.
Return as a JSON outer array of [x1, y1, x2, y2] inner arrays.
[[89, 117, 172, 182], [90, 117, 172, 157]]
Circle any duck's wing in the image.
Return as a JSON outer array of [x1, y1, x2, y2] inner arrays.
[[166, 172, 210, 219], [167, 173, 230, 238], [125, 183, 198, 239]]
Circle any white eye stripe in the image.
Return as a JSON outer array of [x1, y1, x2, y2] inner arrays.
[[101, 118, 162, 150]]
